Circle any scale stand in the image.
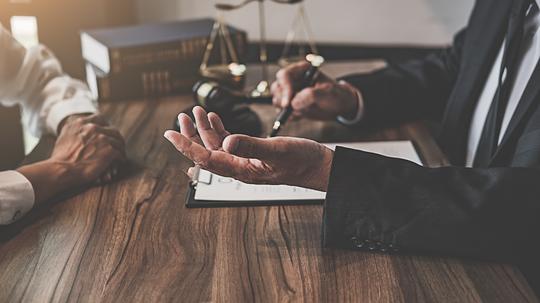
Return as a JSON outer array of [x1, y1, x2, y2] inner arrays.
[[200, 11, 247, 89], [278, 2, 320, 67], [209, 0, 320, 97], [250, 0, 272, 98]]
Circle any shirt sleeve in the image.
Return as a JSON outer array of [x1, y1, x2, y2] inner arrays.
[[336, 80, 365, 125], [0, 171, 35, 225], [0, 24, 97, 137]]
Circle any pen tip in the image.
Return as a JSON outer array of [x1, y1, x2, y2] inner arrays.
[[269, 128, 278, 137]]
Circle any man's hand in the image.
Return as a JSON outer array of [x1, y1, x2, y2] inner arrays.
[[51, 114, 126, 184], [271, 61, 361, 120], [17, 114, 126, 205], [164, 106, 334, 192]]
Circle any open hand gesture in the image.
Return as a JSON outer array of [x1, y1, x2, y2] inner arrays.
[[164, 106, 333, 191]]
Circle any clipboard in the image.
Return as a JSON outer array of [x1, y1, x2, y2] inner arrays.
[[185, 167, 324, 208]]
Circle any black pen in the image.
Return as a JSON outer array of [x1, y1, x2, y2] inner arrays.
[[269, 54, 325, 137]]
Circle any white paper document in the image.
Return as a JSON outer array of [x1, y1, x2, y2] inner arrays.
[[193, 140, 422, 202]]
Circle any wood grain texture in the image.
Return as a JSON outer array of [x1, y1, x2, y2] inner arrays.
[[0, 61, 537, 303]]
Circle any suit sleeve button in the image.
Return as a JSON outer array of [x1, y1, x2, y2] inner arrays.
[[350, 237, 364, 249]]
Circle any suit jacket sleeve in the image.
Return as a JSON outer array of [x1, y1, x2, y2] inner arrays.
[[339, 29, 466, 127], [323, 147, 540, 264]]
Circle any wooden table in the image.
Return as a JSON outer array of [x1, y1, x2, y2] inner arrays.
[[0, 62, 538, 302]]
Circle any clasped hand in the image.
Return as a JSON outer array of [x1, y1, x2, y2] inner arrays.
[[17, 114, 126, 206], [53, 114, 126, 184], [164, 106, 333, 192]]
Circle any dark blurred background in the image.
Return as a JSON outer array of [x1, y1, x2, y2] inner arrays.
[[0, 0, 475, 79], [0, 0, 475, 156], [0, 0, 136, 79]]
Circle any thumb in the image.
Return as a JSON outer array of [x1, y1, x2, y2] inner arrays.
[[223, 135, 278, 159]]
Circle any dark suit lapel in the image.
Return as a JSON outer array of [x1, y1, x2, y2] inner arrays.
[[440, 1, 512, 165], [492, 61, 540, 164]]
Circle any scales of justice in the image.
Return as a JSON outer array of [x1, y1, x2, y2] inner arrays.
[[199, 0, 323, 99]]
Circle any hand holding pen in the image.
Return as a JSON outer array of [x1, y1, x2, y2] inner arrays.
[[269, 54, 325, 137], [269, 54, 361, 137]]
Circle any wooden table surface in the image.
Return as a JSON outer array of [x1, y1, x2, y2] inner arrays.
[[0, 62, 538, 302]]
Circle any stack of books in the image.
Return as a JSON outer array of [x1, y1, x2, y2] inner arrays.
[[81, 18, 248, 102]]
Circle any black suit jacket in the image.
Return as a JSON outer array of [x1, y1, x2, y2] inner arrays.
[[322, 0, 540, 289]]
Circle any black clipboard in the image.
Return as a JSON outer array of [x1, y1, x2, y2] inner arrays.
[[185, 168, 324, 208]]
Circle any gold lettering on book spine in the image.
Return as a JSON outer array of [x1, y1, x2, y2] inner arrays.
[[112, 50, 122, 73]]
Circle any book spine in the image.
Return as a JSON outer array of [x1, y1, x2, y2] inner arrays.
[[237, 32, 248, 58], [109, 32, 247, 74], [95, 68, 199, 102], [110, 49, 122, 74]]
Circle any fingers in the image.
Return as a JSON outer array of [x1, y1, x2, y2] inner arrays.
[[271, 81, 282, 107], [97, 169, 113, 185], [96, 126, 123, 142], [291, 112, 303, 121], [275, 61, 311, 107], [100, 141, 124, 163], [82, 114, 110, 126], [178, 110, 229, 147], [97, 163, 120, 185], [164, 131, 211, 165], [103, 136, 126, 159], [290, 87, 318, 113], [92, 144, 124, 184], [166, 109, 254, 180], [223, 135, 279, 159], [208, 112, 230, 138], [192, 106, 227, 150], [84, 124, 126, 161], [78, 122, 127, 174], [164, 130, 247, 178], [178, 113, 203, 145], [78, 115, 125, 153], [52, 113, 128, 185], [95, 127, 125, 149], [167, 107, 232, 156]]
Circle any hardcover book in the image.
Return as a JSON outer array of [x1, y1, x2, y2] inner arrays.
[[85, 63, 199, 102], [81, 18, 248, 74]]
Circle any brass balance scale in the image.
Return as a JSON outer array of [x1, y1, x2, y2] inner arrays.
[[199, 0, 322, 99]]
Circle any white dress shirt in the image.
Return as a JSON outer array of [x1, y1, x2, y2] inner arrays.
[[0, 23, 97, 225]]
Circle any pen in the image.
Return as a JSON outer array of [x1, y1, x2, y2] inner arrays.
[[269, 54, 325, 137]]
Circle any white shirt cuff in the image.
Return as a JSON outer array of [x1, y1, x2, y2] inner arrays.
[[337, 80, 364, 125], [46, 97, 98, 135], [0, 170, 35, 225]]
